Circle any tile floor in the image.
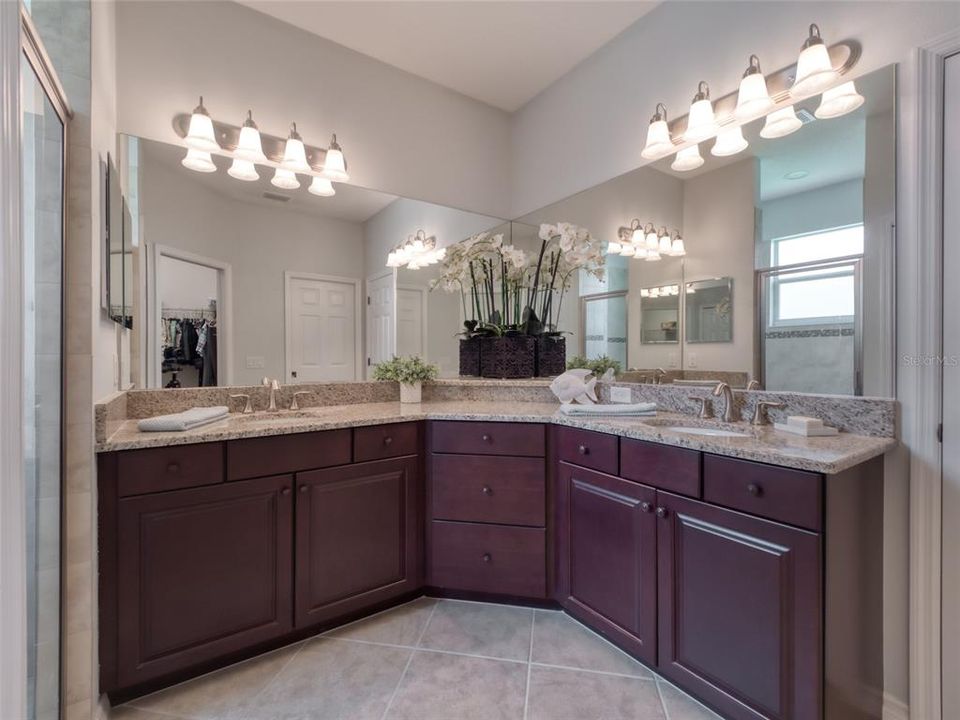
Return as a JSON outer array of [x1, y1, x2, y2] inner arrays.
[[112, 598, 722, 720]]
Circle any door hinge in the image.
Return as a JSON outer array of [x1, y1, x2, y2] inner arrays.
[[938, 423, 943, 443]]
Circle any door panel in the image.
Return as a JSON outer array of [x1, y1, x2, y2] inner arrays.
[[287, 276, 356, 382], [657, 491, 820, 720], [116, 475, 293, 688], [556, 463, 657, 665], [366, 273, 394, 377], [295, 457, 421, 627]]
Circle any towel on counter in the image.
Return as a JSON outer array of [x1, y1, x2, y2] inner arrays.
[[138, 406, 230, 432], [559, 402, 657, 417]]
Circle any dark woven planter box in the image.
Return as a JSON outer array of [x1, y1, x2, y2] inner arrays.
[[459, 337, 482, 376], [536, 336, 566, 377], [480, 336, 536, 379]]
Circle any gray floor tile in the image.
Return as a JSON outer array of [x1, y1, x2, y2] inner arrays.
[[657, 680, 724, 720], [127, 642, 303, 720], [526, 666, 665, 720], [417, 600, 533, 661], [323, 597, 437, 647], [530, 610, 651, 677], [242, 638, 411, 720], [385, 650, 527, 720]]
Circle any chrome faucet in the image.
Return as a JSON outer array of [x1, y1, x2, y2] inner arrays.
[[262, 377, 281, 412], [747, 380, 761, 391], [712, 381, 737, 423], [653, 368, 667, 385]]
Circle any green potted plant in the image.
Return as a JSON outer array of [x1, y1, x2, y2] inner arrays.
[[567, 355, 622, 379], [372, 355, 439, 403]]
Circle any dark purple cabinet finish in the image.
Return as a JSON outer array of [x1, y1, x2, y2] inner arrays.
[[431, 420, 545, 457], [354, 422, 419, 463], [620, 438, 701, 497], [116, 442, 224, 497], [295, 456, 421, 627], [226, 429, 351, 481], [556, 463, 657, 665], [555, 426, 619, 475], [431, 454, 545, 526], [115, 475, 293, 689], [656, 491, 821, 720]]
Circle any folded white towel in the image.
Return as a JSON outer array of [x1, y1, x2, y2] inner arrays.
[[138, 406, 230, 432], [559, 403, 656, 417]]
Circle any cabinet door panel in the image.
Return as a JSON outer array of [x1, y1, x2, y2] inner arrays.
[[556, 463, 657, 665], [116, 475, 293, 688], [657, 492, 821, 720], [296, 457, 421, 627]]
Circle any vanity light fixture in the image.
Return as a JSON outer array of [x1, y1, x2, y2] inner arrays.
[[181, 148, 216, 173], [308, 176, 336, 197], [321, 134, 350, 183], [184, 97, 220, 152], [641, 103, 674, 159], [711, 125, 748, 157], [671, 144, 704, 172], [760, 105, 803, 139], [386, 230, 442, 269], [227, 158, 259, 182], [792, 24, 840, 97], [734, 55, 775, 120], [234, 110, 267, 163], [271, 167, 300, 190], [815, 80, 865, 119], [683, 82, 719, 143], [281, 123, 312, 174]]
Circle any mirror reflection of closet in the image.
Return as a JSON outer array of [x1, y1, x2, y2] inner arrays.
[[159, 256, 220, 388]]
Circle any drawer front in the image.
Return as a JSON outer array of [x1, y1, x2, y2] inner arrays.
[[431, 421, 545, 457], [703, 455, 823, 531], [555, 426, 619, 475], [227, 429, 351, 481], [430, 521, 546, 598], [354, 422, 420, 463], [117, 443, 224, 497], [431, 455, 545, 526], [620, 438, 701, 498]]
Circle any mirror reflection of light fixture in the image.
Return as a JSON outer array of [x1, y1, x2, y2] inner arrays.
[[386, 229, 441, 269], [791, 24, 840, 97], [711, 125, 748, 157], [671, 144, 704, 172], [227, 157, 259, 181], [181, 148, 216, 173], [185, 96, 220, 152], [735, 55, 774, 120], [308, 176, 336, 197], [669, 231, 686, 257], [815, 80, 865, 119], [641, 103, 674, 159], [321, 134, 350, 182], [235, 110, 267, 163], [281, 123, 312, 174], [658, 227, 672, 255], [644, 223, 659, 251], [271, 167, 300, 190], [684, 82, 718, 143], [760, 105, 803, 139]]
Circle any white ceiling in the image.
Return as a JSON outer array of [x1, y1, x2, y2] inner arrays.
[[236, 1, 658, 112]]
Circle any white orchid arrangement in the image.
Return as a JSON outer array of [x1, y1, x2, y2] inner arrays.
[[431, 223, 604, 338]]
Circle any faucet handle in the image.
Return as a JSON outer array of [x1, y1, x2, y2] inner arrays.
[[751, 400, 786, 426], [747, 380, 761, 391], [290, 391, 311, 411], [229, 394, 253, 414], [688, 395, 714, 419], [712, 381, 730, 397]]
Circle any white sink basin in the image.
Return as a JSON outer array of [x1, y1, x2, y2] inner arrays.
[[662, 426, 749, 438]]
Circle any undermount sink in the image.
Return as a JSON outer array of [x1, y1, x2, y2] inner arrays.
[[232, 411, 317, 424], [661, 426, 750, 438], [640, 417, 751, 438]]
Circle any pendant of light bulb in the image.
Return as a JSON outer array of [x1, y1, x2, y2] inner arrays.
[[639, 24, 864, 171], [180, 97, 350, 198], [640, 284, 681, 299], [386, 230, 446, 270], [606, 220, 686, 260]]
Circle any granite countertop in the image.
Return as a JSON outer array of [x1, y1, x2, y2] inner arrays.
[[96, 400, 896, 475]]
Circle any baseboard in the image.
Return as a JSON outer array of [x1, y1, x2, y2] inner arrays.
[[883, 691, 909, 720]]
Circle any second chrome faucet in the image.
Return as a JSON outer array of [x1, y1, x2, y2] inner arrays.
[[712, 382, 737, 423]]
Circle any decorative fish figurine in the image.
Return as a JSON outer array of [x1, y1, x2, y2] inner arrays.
[[550, 369, 599, 405]]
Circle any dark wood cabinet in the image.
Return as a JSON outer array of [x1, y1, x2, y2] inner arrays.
[[114, 475, 294, 689], [295, 456, 421, 627], [555, 462, 657, 665], [656, 491, 821, 720]]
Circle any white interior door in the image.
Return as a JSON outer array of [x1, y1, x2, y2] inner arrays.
[[397, 286, 426, 358], [366, 272, 394, 376], [285, 274, 358, 382], [943, 50, 960, 720]]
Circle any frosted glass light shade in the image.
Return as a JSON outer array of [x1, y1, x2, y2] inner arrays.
[[815, 81, 865, 119], [235, 112, 267, 163], [658, 234, 672, 254], [671, 237, 686, 256], [631, 228, 644, 246], [644, 229, 659, 251], [185, 98, 219, 152], [711, 126, 749, 157], [607, 241, 622, 254], [620, 244, 636, 257], [792, 26, 839, 96], [308, 176, 336, 197], [671, 144, 704, 172], [684, 98, 718, 142], [281, 136, 311, 174], [321, 134, 350, 182], [386, 251, 402, 268], [641, 118, 673, 160], [760, 105, 803, 139], [644, 249, 662, 262], [271, 167, 300, 190], [227, 157, 259, 181], [735, 72, 774, 120], [181, 148, 216, 173]]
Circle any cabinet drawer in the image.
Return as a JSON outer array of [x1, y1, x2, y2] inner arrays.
[[227, 429, 351, 481], [431, 421, 545, 457], [117, 442, 224, 497], [703, 455, 823, 531], [555, 426, 619, 475], [430, 521, 546, 598], [354, 422, 419, 463], [431, 455, 545, 526], [620, 438, 701, 497]]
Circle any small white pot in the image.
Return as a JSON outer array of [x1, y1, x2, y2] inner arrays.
[[399, 381, 422, 404]]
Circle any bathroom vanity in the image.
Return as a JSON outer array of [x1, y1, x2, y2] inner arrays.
[[96, 400, 892, 720]]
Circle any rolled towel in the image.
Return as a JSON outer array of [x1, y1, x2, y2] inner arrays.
[[138, 406, 230, 432], [559, 402, 656, 417]]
